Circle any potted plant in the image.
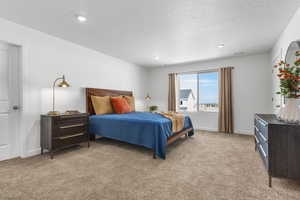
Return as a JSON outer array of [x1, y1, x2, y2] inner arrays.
[[274, 50, 300, 123], [149, 105, 158, 112]]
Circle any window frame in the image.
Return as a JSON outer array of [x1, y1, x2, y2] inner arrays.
[[177, 69, 219, 113]]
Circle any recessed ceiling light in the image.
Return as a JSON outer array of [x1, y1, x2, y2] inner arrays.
[[155, 56, 160, 60], [217, 44, 225, 48], [76, 15, 87, 23]]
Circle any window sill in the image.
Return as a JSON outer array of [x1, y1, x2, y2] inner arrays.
[[178, 111, 219, 114]]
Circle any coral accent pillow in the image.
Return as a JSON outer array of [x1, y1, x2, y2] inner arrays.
[[124, 96, 135, 112], [91, 96, 114, 115], [111, 97, 131, 114]]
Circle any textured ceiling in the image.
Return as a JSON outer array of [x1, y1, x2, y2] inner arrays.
[[0, 0, 299, 67]]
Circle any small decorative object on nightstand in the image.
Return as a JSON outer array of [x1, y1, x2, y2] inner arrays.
[[149, 105, 158, 112], [64, 110, 80, 115], [40, 113, 89, 159]]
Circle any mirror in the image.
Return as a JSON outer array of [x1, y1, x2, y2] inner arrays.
[[285, 40, 300, 66], [282, 40, 300, 104]]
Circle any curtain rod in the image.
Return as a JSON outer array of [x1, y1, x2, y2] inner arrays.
[[169, 67, 234, 75]]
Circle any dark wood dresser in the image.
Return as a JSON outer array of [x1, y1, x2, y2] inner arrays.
[[41, 113, 89, 159], [254, 114, 300, 187]]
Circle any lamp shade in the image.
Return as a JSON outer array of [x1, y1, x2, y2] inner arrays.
[[145, 93, 151, 100], [57, 75, 70, 87]]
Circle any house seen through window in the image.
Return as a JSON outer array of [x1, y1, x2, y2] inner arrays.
[[178, 71, 219, 112]]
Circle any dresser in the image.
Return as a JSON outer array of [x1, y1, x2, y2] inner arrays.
[[41, 113, 90, 159], [254, 114, 300, 187]]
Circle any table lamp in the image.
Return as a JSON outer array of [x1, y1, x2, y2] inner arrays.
[[47, 75, 70, 115], [145, 93, 151, 111]]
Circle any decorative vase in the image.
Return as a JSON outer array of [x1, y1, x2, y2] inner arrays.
[[277, 98, 300, 123]]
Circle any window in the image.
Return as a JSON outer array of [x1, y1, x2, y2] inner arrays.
[[178, 71, 219, 112]]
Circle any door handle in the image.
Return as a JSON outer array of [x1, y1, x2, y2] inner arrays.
[[12, 105, 20, 110]]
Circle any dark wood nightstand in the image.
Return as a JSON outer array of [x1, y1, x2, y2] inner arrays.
[[40, 113, 89, 159]]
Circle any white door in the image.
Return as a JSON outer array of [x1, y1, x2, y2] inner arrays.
[[0, 42, 21, 161]]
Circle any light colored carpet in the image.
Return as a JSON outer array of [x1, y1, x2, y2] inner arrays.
[[1, 131, 300, 200]]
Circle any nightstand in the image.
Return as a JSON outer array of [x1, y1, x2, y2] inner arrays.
[[40, 113, 89, 159]]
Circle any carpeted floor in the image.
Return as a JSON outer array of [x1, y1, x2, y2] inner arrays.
[[1, 131, 300, 200]]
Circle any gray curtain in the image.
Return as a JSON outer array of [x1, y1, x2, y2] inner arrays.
[[219, 67, 234, 133], [168, 73, 177, 112]]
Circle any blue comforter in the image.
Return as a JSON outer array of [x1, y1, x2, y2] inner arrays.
[[89, 112, 193, 159]]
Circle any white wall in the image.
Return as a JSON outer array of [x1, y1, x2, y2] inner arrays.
[[0, 18, 148, 158], [271, 7, 300, 113], [147, 53, 272, 134]]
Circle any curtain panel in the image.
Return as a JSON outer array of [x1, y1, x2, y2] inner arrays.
[[168, 73, 177, 112], [218, 67, 234, 133]]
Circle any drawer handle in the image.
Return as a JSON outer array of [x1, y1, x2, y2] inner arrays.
[[60, 115, 85, 119], [254, 135, 259, 144], [258, 119, 267, 127], [259, 145, 267, 158], [58, 132, 85, 140], [255, 127, 267, 142], [60, 124, 85, 129]]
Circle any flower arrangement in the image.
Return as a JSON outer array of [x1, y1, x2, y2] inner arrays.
[[274, 50, 300, 98]]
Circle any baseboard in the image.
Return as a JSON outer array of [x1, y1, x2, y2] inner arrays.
[[22, 148, 41, 158], [234, 130, 253, 135], [196, 128, 253, 136], [235, 132, 253, 136], [195, 127, 218, 132]]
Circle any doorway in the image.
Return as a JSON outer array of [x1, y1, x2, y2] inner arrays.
[[0, 41, 21, 161]]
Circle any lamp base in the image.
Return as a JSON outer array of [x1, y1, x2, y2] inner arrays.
[[47, 111, 61, 116]]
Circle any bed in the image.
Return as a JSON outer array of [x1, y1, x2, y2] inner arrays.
[[86, 88, 194, 159]]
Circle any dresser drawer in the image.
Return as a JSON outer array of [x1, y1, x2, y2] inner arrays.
[[258, 144, 269, 169], [255, 125, 268, 153], [255, 127, 267, 143], [52, 132, 88, 149], [54, 124, 87, 137], [255, 118, 268, 139], [59, 117, 87, 126]]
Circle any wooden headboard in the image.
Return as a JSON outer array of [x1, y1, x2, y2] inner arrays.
[[86, 88, 133, 115]]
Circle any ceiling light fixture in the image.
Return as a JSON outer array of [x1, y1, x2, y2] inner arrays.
[[218, 44, 225, 48], [76, 15, 87, 23], [155, 56, 160, 60]]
